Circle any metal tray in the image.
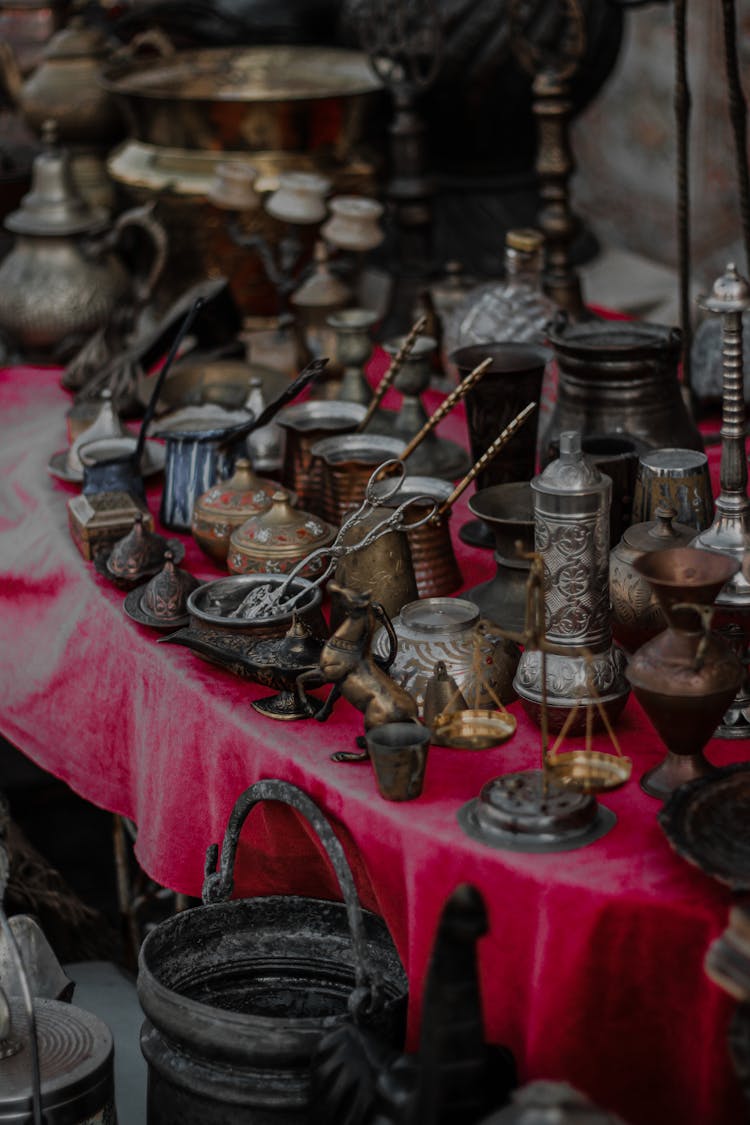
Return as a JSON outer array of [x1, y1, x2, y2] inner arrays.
[[658, 762, 750, 890]]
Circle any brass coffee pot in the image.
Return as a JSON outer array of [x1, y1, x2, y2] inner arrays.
[[0, 125, 165, 355]]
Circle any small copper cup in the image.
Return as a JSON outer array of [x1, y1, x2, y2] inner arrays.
[[366, 722, 430, 801], [311, 434, 403, 524], [276, 400, 366, 516]]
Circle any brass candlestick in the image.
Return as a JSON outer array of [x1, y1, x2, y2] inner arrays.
[[692, 263, 750, 738], [509, 0, 586, 319]]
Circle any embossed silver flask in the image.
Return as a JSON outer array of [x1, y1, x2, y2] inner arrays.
[[513, 430, 630, 731]]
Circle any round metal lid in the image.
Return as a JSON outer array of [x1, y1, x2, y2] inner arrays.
[[230, 491, 335, 560], [621, 505, 694, 553], [399, 597, 479, 636], [533, 431, 609, 496], [458, 768, 616, 853], [194, 459, 278, 517], [5, 136, 108, 237], [1, 998, 113, 1114]]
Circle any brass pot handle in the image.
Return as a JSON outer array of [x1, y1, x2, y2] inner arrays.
[[672, 601, 714, 670]]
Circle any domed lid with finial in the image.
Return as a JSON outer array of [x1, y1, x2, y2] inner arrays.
[[273, 614, 323, 669], [532, 430, 609, 496], [67, 389, 125, 475], [193, 459, 283, 519], [290, 241, 351, 310], [107, 513, 176, 579], [5, 121, 108, 237], [699, 262, 750, 315], [229, 491, 336, 563], [140, 551, 201, 623]]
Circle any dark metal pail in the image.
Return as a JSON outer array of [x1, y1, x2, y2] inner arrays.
[[137, 780, 408, 1124]]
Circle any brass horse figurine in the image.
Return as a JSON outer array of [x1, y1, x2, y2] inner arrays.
[[297, 582, 418, 759]]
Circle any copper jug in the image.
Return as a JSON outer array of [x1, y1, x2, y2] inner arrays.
[[626, 548, 743, 799]]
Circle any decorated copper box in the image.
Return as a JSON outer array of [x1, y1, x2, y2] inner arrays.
[[191, 458, 285, 564], [68, 491, 154, 560], [227, 491, 336, 578]]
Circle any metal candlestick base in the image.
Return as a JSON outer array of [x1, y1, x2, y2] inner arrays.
[[458, 519, 495, 549], [713, 617, 750, 739], [252, 691, 324, 721], [641, 752, 719, 802], [457, 769, 616, 854]]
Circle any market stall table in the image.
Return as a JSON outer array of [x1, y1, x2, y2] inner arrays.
[[0, 363, 747, 1125]]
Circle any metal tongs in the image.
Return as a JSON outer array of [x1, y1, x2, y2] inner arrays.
[[230, 460, 438, 620]]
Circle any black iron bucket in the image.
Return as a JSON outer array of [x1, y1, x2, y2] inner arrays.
[[137, 779, 408, 1124]]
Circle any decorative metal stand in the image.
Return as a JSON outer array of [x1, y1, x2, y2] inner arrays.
[[509, 0, 587, 319], [691, 264, 750, 737], [358, 0, 442, 335]]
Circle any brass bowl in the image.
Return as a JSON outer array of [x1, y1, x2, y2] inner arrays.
[[431, 709, 517, 750], [545, 750, 632, 794]]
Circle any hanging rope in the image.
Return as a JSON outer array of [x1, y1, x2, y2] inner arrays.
[[674, 0, 692, 395], [721, 0, 750, 273]]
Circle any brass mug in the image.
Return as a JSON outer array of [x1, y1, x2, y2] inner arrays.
[[366, 722, 430, 801]]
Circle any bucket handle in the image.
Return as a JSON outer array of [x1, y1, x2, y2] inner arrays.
[[202, 779, 384, 1020]]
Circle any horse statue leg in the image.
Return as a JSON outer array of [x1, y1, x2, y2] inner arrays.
[[295, 668, 341, 723]]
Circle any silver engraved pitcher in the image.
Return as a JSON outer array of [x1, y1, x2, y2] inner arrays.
[[513, 430, 630, 732]]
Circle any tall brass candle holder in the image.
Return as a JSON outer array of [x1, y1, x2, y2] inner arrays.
[[691, 264, 750, 737]]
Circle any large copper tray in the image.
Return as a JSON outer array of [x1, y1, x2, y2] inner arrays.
[[658, 763, 750, 890], [103, 46, 382, 102], [102, 45, 383, 154]]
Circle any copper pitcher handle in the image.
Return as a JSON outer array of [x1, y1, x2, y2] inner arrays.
[[673, 601, 714, 670]]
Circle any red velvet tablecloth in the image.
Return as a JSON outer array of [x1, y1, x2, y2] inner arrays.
[[0, 363, 747, 1125]]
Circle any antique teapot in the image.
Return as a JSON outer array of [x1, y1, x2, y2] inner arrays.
[[0, 125, 165, 356], [0, 17, 123, 145]]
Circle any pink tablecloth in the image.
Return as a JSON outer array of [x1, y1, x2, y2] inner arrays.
[[0, 363, 747, 1125]]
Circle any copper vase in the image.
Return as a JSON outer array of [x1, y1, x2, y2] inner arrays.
[[626, 548, 742, 799]]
